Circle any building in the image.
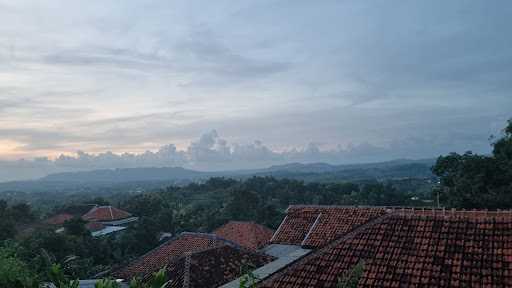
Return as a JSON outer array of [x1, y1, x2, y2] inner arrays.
[[82, 205, 138, 225], [110, 205, 512, 287], [248, 206, 512, 287], [165, 245, 273, 288], [45, 205, 137, 237], [113, 231, 274, 286]]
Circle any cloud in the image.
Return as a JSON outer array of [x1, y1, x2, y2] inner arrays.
[[0, 0, 511, 181], [0, 129, 487, 182]]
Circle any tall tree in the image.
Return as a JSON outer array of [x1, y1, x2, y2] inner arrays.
[[433, 119, 512, 209]]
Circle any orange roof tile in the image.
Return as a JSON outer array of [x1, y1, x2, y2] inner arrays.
[[214, 221, 274, 250], [166, 245, 274, 288], [271, 205, 387, 248], [260, 209, 512, 287], [82, 205, 132, 222], [112, 232, 235, 280]]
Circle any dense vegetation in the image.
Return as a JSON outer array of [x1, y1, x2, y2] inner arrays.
[[433, 119, 512, 209], [0, 176, 428, 284]]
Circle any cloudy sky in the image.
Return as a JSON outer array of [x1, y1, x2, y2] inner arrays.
[[0, 1, 511, 180]]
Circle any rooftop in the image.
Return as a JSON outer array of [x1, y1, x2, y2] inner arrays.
[[112, 232, 239, 280], [82, 205, 132, 222], [259, 208, 512, 287], [165, 245, 274, 288], [214, 221, 274, 250], [270, 205, 388, 248]]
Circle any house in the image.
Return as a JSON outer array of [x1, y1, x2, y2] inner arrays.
[[45, 205, 137, 237], [241, 206, 512, 287], [113, 232, 236, 280], [113, 231, 275, 287], [213, 221, 274, 250], [82, 205, 138, 225], [81, 205, 137, 237]]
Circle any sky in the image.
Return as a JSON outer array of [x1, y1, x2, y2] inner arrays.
[[0, 0, 511, 181]]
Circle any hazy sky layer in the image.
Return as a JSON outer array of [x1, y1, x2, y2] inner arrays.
[[0, 0, 511, 179]]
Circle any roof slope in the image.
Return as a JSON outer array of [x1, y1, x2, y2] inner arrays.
[[214, 221, 274, 250], [112, 232, 234, 280], [82, 206, 132, 222], [260, 210, 512, 288], [166, 245, 274, 288], [271, 206, 387, 248], [45, 213, 74, 225]]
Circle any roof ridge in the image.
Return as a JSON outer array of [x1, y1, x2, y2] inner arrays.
[[288, 205, 512, 213], [179, 232, 244, 249], [170, 244, 274, 267], [226, 221, 273, 233]]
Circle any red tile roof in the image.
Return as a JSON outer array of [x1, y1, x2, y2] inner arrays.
[[166, 245, 275, 288], [112, 232, 235, 280], [45, 213, 74, 225], [260, 209, 512, 288], [214, 221, 274, 250], [82, 205, 132, 222], [271, 206, 388, 248]]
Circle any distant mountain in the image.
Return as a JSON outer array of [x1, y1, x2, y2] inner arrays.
[[248, 158, 436, 182], [253, 158, 436, 174], [40, 167, 213, 182], [0, 158, 437, 194]]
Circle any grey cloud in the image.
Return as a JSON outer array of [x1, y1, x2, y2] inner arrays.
[[0, 128, 84, 151], [0, 130, 448, 182]]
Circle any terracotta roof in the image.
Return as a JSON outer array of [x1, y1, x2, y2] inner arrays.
[[45, 213, 74, 225], [259, 209, 512, 288], [166, 245, 275, 288], [271, 206, 388, 248], [214, 221, 274, 250], [112, 232, 236, 280], [82, 205, 132, 222], [85, 221, 106, 232]]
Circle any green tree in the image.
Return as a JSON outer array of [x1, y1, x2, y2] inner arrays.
[[0, 218, 16, 241], [0, 245, 39, 288], [63, 217, 89, 237], [48, 264, 79, 288], [225, 188, 260, 221], [433, 119, 512, 209]]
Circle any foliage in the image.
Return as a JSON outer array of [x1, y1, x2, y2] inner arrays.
[[0, 244, 40, 288], [48, 264, 80, 288], [239, 264, 259, 288], [0, 200, 36, 241], [63, 217, 89, 237], [94, 278, 120, 288], [128, 268, 168, 288], [433, 119, 512, 208], [337, 260, 365, 288]]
